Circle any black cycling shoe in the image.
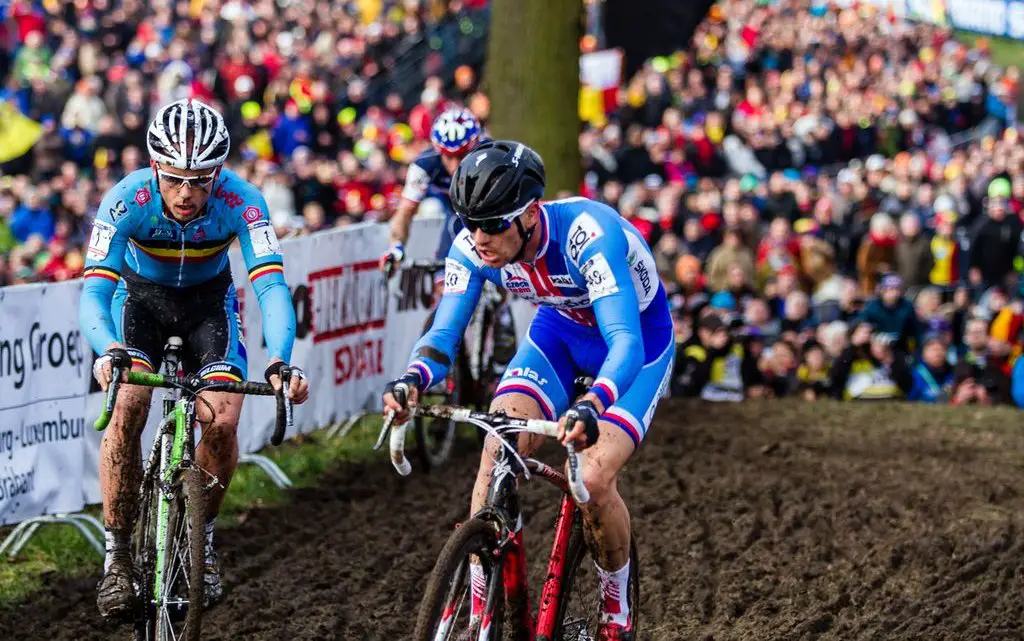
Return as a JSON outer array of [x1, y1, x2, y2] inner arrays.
[[96, 556, 136, 620], [202, 548, 224, 608]]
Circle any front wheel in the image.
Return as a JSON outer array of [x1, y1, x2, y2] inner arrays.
[[414, 518, 505, 641], [134, 466, 206, 641], [553, 518, 640, 640]]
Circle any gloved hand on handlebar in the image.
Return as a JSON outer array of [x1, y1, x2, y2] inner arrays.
[[93, 344, 132, 392], [264, 360, 310, 404], [382, 371, 422, 424], [378, 242, 406, 277], [558, 399, 601, 450]]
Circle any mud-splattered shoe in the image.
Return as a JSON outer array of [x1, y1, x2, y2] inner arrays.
[[202, 548, 224, 608], [596, 622, 634, 641], [96, 556, 136, 619]]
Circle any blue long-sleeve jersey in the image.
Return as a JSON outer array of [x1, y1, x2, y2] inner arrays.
[[79, 167, 295, 361], [407, 197, 664, 407]]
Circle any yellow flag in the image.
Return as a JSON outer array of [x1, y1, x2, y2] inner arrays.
[[0, 103, 42, 164], [579, 86, 607, 128], [244, 130, 274, 160], [358, 0, 383, 24]]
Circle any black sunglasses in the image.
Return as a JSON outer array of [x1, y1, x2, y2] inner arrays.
[[461, 216, 515, 235], [459, 199, 534, 235]]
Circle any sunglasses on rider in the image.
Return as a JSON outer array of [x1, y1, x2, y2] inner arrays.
[[157, 168, 219, 190], [460, 200, 534, 235]]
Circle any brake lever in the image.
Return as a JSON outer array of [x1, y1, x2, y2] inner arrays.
[[94, 365, 124, 431], [375, 382, 410, 451], [565, 442, 590, 505]]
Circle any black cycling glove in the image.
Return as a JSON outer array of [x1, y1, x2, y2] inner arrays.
[[384, 371, 423, 406], [564, 400, 600, 447]]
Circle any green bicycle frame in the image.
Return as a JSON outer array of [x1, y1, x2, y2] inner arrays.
[[92, 370, 195, 613], [93, 371, 168, 431]]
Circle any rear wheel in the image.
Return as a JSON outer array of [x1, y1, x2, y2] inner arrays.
[[553, 518, 640, 640], [414, 518, 505, 641]]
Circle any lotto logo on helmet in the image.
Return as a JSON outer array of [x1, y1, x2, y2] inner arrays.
[[566, 213, 604, 264]]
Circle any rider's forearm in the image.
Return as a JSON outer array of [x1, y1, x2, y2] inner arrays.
[[590, 324, 644, 409], [254, 275, 296, 362], [389, 200, 417, 246], [80, 277, 120, 356]]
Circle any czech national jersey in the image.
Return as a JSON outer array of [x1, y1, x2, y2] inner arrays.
[[407, 197, 674, 445]]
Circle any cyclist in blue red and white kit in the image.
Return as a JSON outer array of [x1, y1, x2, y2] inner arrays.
[[383, 140, 673, 641], [379, 107, 484, 275], [79, 99, 309, 619]]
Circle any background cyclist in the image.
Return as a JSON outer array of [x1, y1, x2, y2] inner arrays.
[[379, 107, 485, 280]]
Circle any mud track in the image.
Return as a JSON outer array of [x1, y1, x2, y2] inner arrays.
[[5, 400, 1024, 640]]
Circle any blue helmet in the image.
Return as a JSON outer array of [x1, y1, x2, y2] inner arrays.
[[430, 108, 481, 155]]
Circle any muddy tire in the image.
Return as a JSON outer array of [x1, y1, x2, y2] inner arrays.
[[414, 518, 505, 641]]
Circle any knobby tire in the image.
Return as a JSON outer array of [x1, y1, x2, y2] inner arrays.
[[414, 518, 505, 641], [183, 466, 206, 641]]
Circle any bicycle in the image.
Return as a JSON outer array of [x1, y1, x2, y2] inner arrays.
[[94, 337, 294, 641], [385, 258, 515, 471], [377, 380, 640, 640]]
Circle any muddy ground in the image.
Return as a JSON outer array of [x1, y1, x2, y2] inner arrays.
[[3, 400, 1024, 640]]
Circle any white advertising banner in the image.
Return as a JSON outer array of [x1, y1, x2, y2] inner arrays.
[[55, 217, 539, 515], [231, 217, 445, 452], [0, 281, 90, 525]]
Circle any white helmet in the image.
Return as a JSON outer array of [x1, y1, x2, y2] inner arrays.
[[147, 98, 230, 170]]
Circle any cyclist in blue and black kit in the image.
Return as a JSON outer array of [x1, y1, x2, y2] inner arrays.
[[79, 99, 310, 619], [379, 107, 484, 276], [383, 141, 673, 641]]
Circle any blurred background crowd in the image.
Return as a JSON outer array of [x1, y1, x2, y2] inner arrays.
[[2, 0, 1024, 407]]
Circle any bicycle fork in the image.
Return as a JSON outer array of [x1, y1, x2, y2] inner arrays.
[[502, 514, 533, 641]]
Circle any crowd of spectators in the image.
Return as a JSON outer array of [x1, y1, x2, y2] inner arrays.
[[3, 0, 1024, 407], [581, 0, 1024, 408], [0, 0, 489, 285]]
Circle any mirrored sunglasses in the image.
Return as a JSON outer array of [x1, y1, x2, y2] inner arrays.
[[157, 169, 218, 190]]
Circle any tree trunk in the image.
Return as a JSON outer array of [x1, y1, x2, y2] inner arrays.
[[484, 0, 582, 196]]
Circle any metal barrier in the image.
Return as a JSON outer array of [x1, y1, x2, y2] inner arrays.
[[0, 513, 105, 560]]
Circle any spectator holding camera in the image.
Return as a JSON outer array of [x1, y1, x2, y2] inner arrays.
[[830, 321, 913, 401]]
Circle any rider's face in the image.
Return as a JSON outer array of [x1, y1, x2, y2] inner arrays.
[[469, 203, 540, 268], [153, 161, 219, 222], [440, 153, 462, 176]]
